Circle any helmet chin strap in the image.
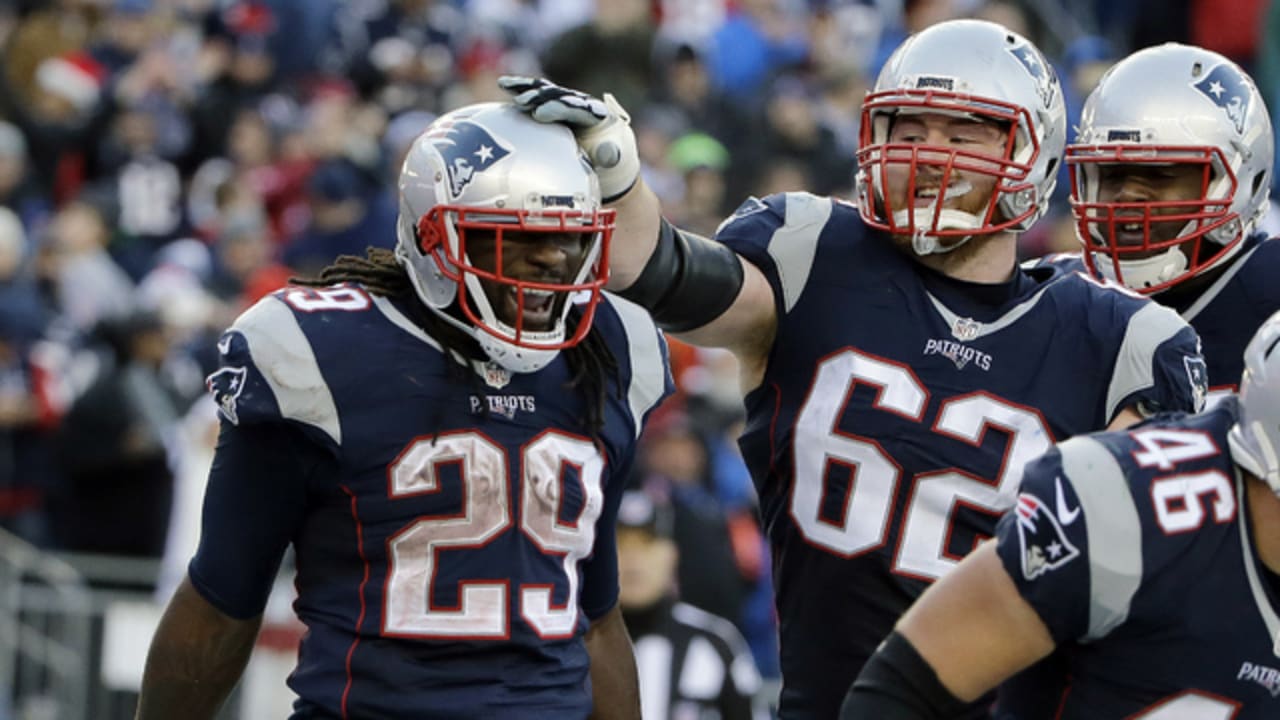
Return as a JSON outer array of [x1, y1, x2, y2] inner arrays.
[[424, 301, 564, 373], [892, 178, 986, 256], [1095, 245, 1189, 291], [897, 208, 984, 255]]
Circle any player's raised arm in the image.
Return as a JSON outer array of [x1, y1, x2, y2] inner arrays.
[[498, 77, 777, 373]]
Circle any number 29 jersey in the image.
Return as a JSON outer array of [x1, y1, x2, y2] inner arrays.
[[994, 399, 1280, 718], [716, 192, 1206, 718], [191, 284, 673, 719]]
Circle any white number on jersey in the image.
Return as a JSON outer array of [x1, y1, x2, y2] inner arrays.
[[1128, 428, 1237, 535], [384, 430, 604, 639], [281, 285, 373, 313], [1131, 690, 1240, 719], [1132, 428, 1218, 471], [792, 349, 1052, 580]]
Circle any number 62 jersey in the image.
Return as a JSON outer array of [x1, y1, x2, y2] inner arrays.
[[192, 284, 672, 719], [994, 398, 1280, 718], [718, 192, 1206, 718]]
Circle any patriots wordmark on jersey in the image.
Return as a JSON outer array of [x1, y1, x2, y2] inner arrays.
[[717, 192, 1205, 718], [196, 283, 672, 719]]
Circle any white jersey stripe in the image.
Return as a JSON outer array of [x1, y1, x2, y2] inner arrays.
[[232, 296, 342, 445], [768, 193, 833, 313], [1059, 436, 1143, 640], [608, 293, 669, 438], [924, 284, 1055, 340], [1106, 302, 1190, 420]]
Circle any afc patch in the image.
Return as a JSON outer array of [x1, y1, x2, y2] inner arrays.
[[207, 366, 248, 425], [1015, 490, 1080, 580]]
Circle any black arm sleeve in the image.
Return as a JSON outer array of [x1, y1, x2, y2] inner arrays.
[[839, 631, 977, 720], [617, 218, 744, 333]]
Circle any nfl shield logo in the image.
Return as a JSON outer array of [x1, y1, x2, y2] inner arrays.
[[481, 361, 511, 390], [952, 317, 981, 341]]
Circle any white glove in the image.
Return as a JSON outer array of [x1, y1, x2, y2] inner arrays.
[[498, 76, 640, 201]]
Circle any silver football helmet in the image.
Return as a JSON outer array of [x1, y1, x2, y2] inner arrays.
[[1070, 43, 1273, 294], [856, 19, 1067, 254], [1229, 310, 1280, 494], [396, 102, 614, 373]]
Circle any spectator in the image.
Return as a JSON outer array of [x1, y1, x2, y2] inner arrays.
[[0, 207, 62, 547], [666, 131, 731, 236], [0, 120, 51, 232], [542, 0, 658, 113], [640, 411, 750, 626], [281, 157, 396, 275], [52, 309, 180, 557], [0, 49, 118, 204], [752, 74, 856, 197], [38, 198, 136, 333], [704, 0, 809, 100]]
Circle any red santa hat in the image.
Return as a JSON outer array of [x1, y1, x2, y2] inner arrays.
[[36, 52, 107, 112]]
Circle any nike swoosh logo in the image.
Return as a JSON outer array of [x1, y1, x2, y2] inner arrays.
[[217, 335, 233, 355], [1055, 477, 1080, 526]]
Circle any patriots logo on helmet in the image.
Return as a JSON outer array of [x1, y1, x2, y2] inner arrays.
[[425, 119, 512, 197], [1193, 63, 1252, 134], [1015, 491, 1080, 580], [1008, 42, 1057, 108]]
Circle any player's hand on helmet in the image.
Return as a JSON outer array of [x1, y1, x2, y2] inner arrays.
[[498, 76, 640, 201]]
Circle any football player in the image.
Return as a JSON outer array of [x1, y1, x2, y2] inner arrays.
[[841, 308, 1280, 719], [502, 19, 1207, 718], [1002, 41, 1280, 719], [135, 103, 673, 720], [1058, 43, 1280, 398]]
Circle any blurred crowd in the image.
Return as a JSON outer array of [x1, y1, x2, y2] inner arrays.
[[0, 0, 1277, 689]]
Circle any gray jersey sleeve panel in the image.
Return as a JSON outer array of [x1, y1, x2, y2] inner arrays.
[[767, 193, 834, 314], [607, 293, 670, 439], [1059, 436, 1143, 641], [232, 296, 342, 446], [1105, 301, 1190, 419]]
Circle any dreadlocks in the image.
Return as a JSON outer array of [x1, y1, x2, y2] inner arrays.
[[291, 247, 621, 446]]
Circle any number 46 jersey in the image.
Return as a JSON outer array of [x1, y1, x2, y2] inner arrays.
[[994, 398, 1280, 718], [717, 193, 1206, 718], [191, 284, 672, 719]]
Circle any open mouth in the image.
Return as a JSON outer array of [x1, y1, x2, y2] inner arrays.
[[1111, 219, 1146, 245], [505, 287, 557, 329], [1108, 215, 1186, 247], [913, 178, 973, 207]]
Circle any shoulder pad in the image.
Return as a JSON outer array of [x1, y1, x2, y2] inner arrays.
[[207, 294, 342, 445]]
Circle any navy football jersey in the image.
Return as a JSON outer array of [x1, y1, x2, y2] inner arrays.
[[719, 193, 1206, 718], [191, 284, 672, 719], [994, 398, 1280, 718], [1031, 235, 1280, 398]]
